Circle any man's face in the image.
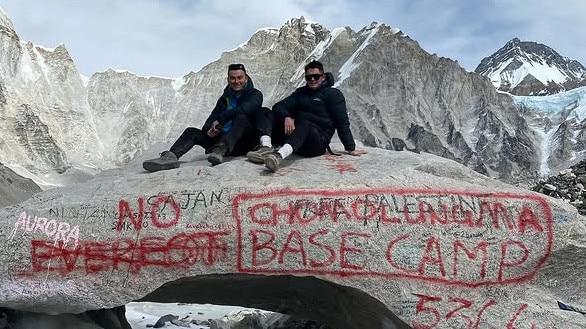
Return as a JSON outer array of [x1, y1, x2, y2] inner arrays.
[[305, 68, 325, 90], [228, 69, 248, 92]]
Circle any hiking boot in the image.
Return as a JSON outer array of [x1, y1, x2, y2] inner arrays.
[[142, 151, 179, 172], [264, 151, 283, 172], [246, 145, 274, 164], [207, 143, 227, 166]]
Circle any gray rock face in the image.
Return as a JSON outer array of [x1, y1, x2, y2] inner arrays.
[[0, 9, 106, 183], [0, 11, 584, 183], [0, 162, 41, 208], [0, 145, 584, 329], [0, 12, 579, 186], [512, 87, 586, 178]]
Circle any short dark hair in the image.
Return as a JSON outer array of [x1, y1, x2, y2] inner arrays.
[[304, 60, 324, 73], [228, 63, 246, 73]]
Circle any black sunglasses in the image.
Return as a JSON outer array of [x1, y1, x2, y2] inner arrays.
[[228, 63, 246, 72], [304, 74, 323, 81]]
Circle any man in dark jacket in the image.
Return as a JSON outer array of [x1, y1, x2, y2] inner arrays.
[[143, 63, 273, 172], [247, 60, 366, 172]]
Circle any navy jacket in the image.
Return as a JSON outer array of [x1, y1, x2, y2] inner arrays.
[[202, 76, 263, 132], [273, 73, 356, 151]]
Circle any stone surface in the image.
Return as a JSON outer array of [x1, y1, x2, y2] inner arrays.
[[0, 145, 585, 329], [0, 162, 41, 208], [532, 157, 586, 215]]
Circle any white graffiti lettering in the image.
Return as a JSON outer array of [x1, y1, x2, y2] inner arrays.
[[9, 211, 79, 247]]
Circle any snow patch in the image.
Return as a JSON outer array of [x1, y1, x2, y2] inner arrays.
[[232, 27, 279, 51], [172, 76, 186, 96], [487, 57, 571, 90], [290, 27, 345, 85], [80, 74, 90, 87], [335, 24, 380, 87]]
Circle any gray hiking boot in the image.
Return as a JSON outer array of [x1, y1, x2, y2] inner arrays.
[[143, 151, 179, 172], [264, 151, 283, 172], [207, 143, 227, 166], [246, 145, 274, 164]]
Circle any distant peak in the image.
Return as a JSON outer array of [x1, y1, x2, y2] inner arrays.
[[0, 6, 15, 31], [507, 37, 521, 45], [285, 16, 323, 27], [367, 21, 381, 30], [476, 38, 586, 95]]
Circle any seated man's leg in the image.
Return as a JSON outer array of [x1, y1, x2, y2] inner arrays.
[[247, 108, 278, 163], [292, 124, 326, 158], [207, 114, 254, 165], [264, 121, 325, 172], [143, 127, 211, 172], [170, 127, 211, 158]]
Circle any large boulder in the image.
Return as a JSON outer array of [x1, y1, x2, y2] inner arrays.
[[0, 145, 585, 329]]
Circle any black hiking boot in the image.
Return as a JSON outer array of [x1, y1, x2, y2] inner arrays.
[[142, 151, 179, 172], [264, 151, 283, 172], [246, 145, 274, 164], [207, 143, 227, 166]]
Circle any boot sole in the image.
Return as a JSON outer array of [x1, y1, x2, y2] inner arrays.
[[207, 154, 223, 166], [246, 151, 267, 164], [264, 156, 281, 172], [143, 161, 180, 173]]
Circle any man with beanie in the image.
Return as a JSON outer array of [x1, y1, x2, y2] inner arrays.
[[143, 63, 273, 172], [247, 60, 366, 171]]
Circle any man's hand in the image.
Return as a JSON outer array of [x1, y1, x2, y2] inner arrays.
[[347, 149, 367, 156], [284, 117, 295, 135], [207, 120, 222, 137]]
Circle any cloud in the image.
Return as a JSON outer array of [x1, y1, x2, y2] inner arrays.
[[2, 0, 312, 77], [1, 0, 585, 77]]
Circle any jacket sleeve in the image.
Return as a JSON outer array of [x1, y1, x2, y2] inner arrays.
[[202, 96, 225, 132], [272, 90, 299, 120], [217, 89, 263, 124], [328, 89, 356, 151]]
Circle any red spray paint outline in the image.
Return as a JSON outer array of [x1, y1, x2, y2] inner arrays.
[[232, 187, 554, 287]]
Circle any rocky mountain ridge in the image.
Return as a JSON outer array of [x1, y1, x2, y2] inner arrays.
[[475, 38, 586, 96], [0, 9, 582, 187]]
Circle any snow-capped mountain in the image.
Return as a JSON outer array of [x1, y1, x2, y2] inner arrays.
[[0, 7, 107, 187], [475, 38, 586, 96], [1, 8, 582, 188]]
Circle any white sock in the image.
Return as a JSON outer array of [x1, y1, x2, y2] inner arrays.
[[278, 144, 293, 159], [260, 135, 272, 148]]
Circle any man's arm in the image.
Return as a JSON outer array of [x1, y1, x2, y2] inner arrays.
[[217, 89, 263, 124], [202, 96, 225, 132], [272, 90, 299, 120], [327, 89, 356, 152]]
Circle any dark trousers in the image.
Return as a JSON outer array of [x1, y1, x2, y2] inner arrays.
[[170, 107, 273, 158], [273, 118, 326, 158]]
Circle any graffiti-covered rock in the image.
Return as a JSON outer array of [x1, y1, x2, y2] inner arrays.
[[0, 145, 585, 329]]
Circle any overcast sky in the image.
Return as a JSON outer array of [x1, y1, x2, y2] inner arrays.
[[1, 0, 585, 78]]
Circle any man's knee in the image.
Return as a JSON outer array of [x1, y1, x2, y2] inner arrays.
[[182, 127, 199, 135], [234, 113, 251, 123]]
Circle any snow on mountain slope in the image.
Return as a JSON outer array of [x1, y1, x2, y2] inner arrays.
[[476, 38, 586, 96]]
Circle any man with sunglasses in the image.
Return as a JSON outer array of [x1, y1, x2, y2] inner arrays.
[[247, 60, 366, 171], [143, 63, 273, 172]]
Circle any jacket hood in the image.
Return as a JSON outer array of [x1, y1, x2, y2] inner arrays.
[[323, 72, 335, 88]]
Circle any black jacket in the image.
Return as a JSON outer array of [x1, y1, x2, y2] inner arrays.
[[273, 73, 356, 151], [202, 76, 263, 132]]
